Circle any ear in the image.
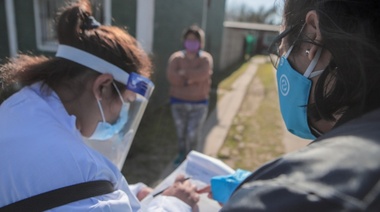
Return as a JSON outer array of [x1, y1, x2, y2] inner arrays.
[[305, 10, 322, 60], [92, 73, 114, 100]]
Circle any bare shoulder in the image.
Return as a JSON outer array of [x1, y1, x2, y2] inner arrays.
[[168, 51, 186, 61], [200, 51, 213, 63], [200, 51, 212, 58]]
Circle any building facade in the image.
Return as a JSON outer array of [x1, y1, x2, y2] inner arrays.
[[219, 21, 279, 71]]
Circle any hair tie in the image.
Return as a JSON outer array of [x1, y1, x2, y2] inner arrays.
[[81, 16, 100, 30]]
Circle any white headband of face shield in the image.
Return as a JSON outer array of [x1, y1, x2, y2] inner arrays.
[[56, 45, 129, 84], [55, 44, 154, 99]]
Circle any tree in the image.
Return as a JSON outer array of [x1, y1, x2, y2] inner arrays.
[[226, 4, 280, 25]]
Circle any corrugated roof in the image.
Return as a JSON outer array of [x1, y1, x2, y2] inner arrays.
[[224, 21, 280, 32]]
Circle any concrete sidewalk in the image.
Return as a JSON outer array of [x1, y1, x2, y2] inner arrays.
[[199, 57, 263, 156]]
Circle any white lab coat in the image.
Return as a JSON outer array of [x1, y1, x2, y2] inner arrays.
[[0, 82, 190, 211]]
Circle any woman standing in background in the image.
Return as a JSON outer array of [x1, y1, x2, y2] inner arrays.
[[167, 25, 213, 165]]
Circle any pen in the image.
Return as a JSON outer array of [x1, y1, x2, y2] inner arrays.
[[152, 177, 191, 197]]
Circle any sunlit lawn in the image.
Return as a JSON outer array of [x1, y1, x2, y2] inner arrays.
[[217, 59, 285, 171]]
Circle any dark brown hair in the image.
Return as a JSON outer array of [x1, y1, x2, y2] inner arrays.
[[280, 0, 380, 125], [0, 0, 151, 102]]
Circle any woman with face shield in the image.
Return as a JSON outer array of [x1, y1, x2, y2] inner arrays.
[[0, 0, 199, 211], [199, 0, 380, 211]]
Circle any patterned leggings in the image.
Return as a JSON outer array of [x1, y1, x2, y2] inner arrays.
[[171, 103, 208, 155]]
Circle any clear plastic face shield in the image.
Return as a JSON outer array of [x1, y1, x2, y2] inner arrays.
[[84, 72, 154, 170], [56, 45, 155, 170]]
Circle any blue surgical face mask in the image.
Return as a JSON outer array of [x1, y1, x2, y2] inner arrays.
[[89, 83, 130, 140], [276, 45, 323, 139]]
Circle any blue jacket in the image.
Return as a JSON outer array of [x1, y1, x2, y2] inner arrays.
[[222, 108, 380, 211]]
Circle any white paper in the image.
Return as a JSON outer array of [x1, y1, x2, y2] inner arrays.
[[140, 151, 234, 212]]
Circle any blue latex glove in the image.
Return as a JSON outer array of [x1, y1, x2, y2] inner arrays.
[[210, 169, 251, 204]]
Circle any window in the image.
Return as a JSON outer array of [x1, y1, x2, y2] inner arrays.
[[33, 0, 111, 52]]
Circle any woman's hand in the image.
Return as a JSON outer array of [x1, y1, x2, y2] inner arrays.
[[136, 186, 153, 201], [162, 175, 200, 208]]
